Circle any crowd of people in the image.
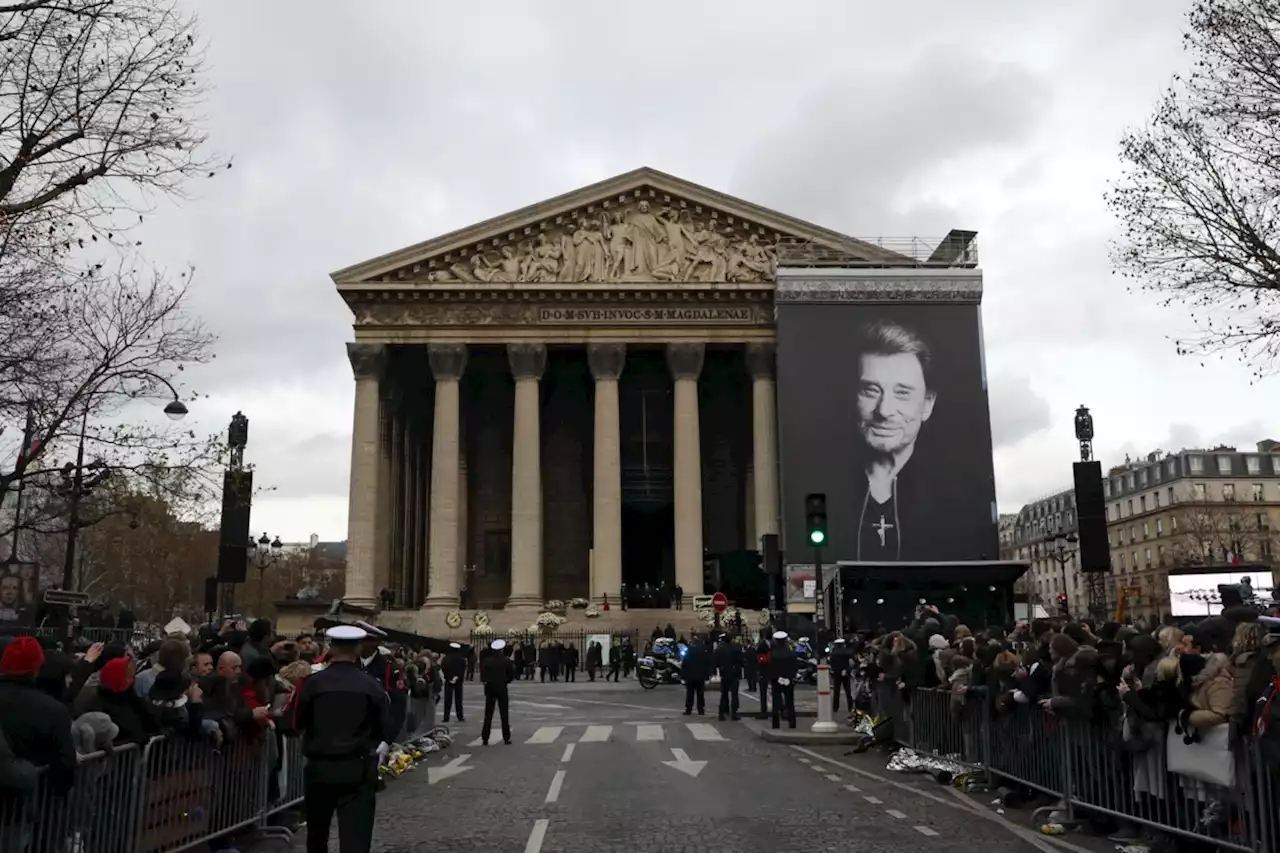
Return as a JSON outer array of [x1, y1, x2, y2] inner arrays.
[[835, 604, 1280, 851]]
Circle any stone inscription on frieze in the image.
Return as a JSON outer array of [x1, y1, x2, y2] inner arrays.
[[537, 306, 758, 324], [426, 199, 779, 285]]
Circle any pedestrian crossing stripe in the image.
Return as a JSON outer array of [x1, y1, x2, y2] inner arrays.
[[464, 722, 732, 747]]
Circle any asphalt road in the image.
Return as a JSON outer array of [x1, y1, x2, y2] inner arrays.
[[325, 678, 1055, 853]]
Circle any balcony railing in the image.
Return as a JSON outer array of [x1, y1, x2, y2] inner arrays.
[[776, 231, 979, 268]]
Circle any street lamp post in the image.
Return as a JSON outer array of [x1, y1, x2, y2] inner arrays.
[[60, 379, 187, 591], [1045, 531, 1079, 616], [250, 532, 283, 615]]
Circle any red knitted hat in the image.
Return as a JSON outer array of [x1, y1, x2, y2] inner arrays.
[[0, 636, 44, 677], [99, 657, 134, 692]]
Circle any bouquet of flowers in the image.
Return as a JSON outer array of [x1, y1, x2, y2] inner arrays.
[[473, 624, 494, 635], [569, 597, 590, 609], [536, 611, 564, 629], [584, 606, 601, 618], [544, 599, 567, 612]]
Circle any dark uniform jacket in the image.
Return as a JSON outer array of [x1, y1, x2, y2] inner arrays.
[[713, 642, 743, 683], [294, 661, 391, 762], [480, 654, 517, 693], [767, 644, 799, 683], [681, 644, 712, 682]]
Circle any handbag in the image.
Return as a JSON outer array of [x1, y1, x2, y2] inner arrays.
[[1165, 723, 1234, 788]]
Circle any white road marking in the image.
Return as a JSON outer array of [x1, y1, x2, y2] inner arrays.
[[886, 810, 907, 819], [824, 774, 841, 782], [579, 725, 611, 742], [526, 726, 563, 744], [636, 724, 664, 741], [467, 737, 482, 747], [796, 757, 812, 763], [686, 723, 724, 741], [661, 747, 708, 778], [810, 765, 828, 772], [511, 701, 571, 710], [525, 818, 549, 852], [560, 744, 575, 763], [544, 770, 566, 804], [863, 796, 883, 805], [914, 827, 938, 837], [844, 784, 862, 793]]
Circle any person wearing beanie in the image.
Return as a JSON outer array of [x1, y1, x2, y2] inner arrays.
[[0, 635, 76, 794], [74, 658, 160, 746]]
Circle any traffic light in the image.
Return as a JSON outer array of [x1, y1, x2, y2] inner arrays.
[[1058, 593, 1069, 615], [805, 493, 827, 547]]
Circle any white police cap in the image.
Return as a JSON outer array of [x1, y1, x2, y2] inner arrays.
[[832, 638, 846, 644], [326, 625, 367, 642], [449, 642, 461, 649], [772, 630, 788, 640], [491, 639, 507, 651], [354, 620, 387, 638]]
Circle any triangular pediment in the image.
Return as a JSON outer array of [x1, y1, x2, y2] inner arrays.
[[331, 167, 912, 286]]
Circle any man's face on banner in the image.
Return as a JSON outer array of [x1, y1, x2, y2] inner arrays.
[[855, 351, 936, 456], [0, 575, 19, 607]]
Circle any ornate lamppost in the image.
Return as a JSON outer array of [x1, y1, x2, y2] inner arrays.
[[61, 378, 188, 590], [250, 532, 283, 614], [1044, 531, 1078, 616]]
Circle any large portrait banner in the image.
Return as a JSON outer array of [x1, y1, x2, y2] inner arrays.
[[776, 301, 999, 563]]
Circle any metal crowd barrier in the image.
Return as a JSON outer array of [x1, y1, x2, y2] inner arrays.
[[870, 683, 1277, 852], [0, 733, 306, 853]]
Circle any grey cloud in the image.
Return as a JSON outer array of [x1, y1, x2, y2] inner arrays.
[[988, 373, 1054, 449], [729, 46, 1051, 234]]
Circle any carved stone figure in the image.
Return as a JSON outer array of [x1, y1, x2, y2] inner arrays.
[[624, 200, 664, 280], [572, 218, 608, 281], [415, 198, 783, 285]]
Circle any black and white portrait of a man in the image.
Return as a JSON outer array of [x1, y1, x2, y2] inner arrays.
[[850, 320, 938, 560]]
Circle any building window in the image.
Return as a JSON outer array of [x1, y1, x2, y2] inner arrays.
[[1129, 526, 1136, 543], [1119, 552, 1127, 569], [1190, 456, 1205, 473], [1066, 510, 1074, 526], [1248, 456, 1262, 474], [1194, 483, 1207, 501], [1172, 515, 1178, 531], [1217, 456, 1232, 475], [1127, 499, 1134, 515], [1168, 459, 1177, 476], [1140, 495, 1147, 512], [1257, 512, 1269, 530], [1126, 473, 1134, 490], [1273, 456, 1280, 475], [1104, 480, 1110, 498], [1154, 465, 1162, 483], [1131, 551, 1138, 569], [1143, 521, 1150, 539], [1168, 487, 1175, 506], [1254, 483, 1265, 502], [1223, 483, 1236, 501], [1112, 478, 1122, 495], [1156, 518, 1163, 535], [1144, 548, 1151, 567]]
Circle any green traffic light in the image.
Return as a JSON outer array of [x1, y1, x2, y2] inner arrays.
[[809, 530, 825, 545]]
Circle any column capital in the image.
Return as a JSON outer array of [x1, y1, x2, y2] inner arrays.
[[507, 343, 547, 380], [745, 343, 776, 379], [588, 343, 626, 380], [428, 343, 468, 381], [347, 342, 387, 380], [666, 342, 705, 381]]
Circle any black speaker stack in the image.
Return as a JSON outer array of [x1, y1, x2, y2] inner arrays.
[[1072, 461, 1110, 573], [216, 469, 253, 583]]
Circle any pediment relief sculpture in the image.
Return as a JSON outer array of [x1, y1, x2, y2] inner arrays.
[[423, 199, 779, 285]]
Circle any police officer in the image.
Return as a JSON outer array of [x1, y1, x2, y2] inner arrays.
[[442, 641, 467, 722], [768, 630, 798, 730], [713, 632, 743, 721], [829, 638, 855, 713], [355, 622, 407, 741], [294, 625, 391, 853], [480, 639, 517, 745], [755, 635, 772, 715]]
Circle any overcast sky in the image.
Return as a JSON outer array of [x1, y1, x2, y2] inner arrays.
[[137, 0, 1274, 543]]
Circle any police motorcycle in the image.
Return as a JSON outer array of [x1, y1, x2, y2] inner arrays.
[[794, 636, 818, 685], [636, 637, 686, 689]]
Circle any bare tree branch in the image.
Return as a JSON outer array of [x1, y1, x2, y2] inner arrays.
[[1107, 0, 1280, 376]]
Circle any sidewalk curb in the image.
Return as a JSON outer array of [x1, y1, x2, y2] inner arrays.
[[757, 727, 866, 744]]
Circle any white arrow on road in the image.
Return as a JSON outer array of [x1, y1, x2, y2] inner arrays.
[[511, 701, 571, 710], [427, 754, 473, 785], [661, 747, 707, 778]]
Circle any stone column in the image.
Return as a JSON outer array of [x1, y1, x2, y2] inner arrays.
[[747, 343, 780, 546], [374, 389, 394, 603], [506, 344, 547, 609], [667, 342, 705, 607], [399, 417, 415, 605], [457, 453, 468, 599], [388, 398, 403, 603], [343, 343, 386, 608], [422, 344, 468, 610], [588, 344, 626, 607], [412, 429, 427, 606], [744, 465, 756, 551]]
